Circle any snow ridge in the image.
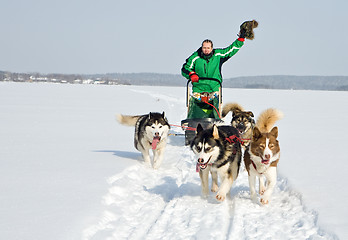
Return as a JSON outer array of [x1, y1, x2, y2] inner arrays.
[[83, 135, 337, 240]]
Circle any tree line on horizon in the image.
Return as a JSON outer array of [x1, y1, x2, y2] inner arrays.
[[1, 71, 348, 91]]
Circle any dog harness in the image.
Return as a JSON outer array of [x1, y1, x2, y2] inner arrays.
[[225, 135, 244, 145], [225, 134, 243, 156]]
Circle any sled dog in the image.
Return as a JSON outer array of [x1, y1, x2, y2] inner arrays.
[[116, 112, 170, 169], [191, 124, 242, 201], [222, 102, 255, 149], [244, 108, 283, 204]]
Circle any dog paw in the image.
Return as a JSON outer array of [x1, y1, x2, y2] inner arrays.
[[202, 188, 210, 197], [216, 193, 226, 202], [211, 184, 219, 193], [201, 194, 209, 199], [259, 189, 265, 195], [260, 198, 269, 205], [153, 164, 160, 170], [250, 193, 257, 201]]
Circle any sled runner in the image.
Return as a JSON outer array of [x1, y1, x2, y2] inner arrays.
[[181, 78, 223, 145]]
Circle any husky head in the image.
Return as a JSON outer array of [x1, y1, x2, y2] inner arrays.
[[250, 126, 280, 165], [190, 124, 221, 171], [231, 110, 255, 135], [145, 112, 170, 142]]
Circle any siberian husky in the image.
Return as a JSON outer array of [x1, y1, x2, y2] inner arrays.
[[116, 112, 170, 169], [191, 124, 242, 201], [244, 108, 283, 204], [222, 102, 255, 149]]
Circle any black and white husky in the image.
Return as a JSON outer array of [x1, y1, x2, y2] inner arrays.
[[190, 124, 242, 201], [117, 112, 170, 169]]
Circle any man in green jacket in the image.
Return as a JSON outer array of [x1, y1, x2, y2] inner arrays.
[[181, 31, 246, 119]]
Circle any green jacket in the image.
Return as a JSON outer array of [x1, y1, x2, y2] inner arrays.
[[181, 38, 244, 93]]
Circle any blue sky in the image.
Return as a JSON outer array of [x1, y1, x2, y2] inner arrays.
[[1, 0, 347, 77]]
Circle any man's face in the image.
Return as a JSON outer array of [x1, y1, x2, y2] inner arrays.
[[202, 42, 213, 55]]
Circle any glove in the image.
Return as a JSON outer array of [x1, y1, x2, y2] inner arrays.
[[239, 20, 258, 40], [238, 28, 246, 39], [189, 71, 199, 82]]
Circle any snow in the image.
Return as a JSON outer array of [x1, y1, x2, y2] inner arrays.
[[0, 82, 347, 240]]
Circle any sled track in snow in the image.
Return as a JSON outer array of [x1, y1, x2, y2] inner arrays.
[[83, 137, 337, 240]]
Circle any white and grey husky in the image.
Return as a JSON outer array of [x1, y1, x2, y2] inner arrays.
[[117, 112, 170, 169]]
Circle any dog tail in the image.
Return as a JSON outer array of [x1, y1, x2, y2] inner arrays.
[[256, 108, 283, 133], [116, 114, 141, 126], [221, 102, 244, 118]]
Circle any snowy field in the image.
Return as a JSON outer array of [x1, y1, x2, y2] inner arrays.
[[0, 82, 347, 240]]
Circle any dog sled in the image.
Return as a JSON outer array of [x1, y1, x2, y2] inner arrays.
[[181, 78, 223, 145]]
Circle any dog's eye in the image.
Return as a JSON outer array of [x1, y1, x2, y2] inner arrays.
[[159, 126, 162, 128], [195, 146, 202, 152], [269, 144, 274, 149], [259, 144, 265, 149], [205, 147, 211, 152]]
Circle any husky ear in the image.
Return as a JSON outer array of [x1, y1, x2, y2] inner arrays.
[[161, 111, 165, 118], [212, 125, 219, 139], [149, 112, 153, 119], [196, 123, 204, 134], [246, 111, 254, 117], [232, 109, 241, 117], [270, 126, 278, 138], [252, 127, 262, 140]]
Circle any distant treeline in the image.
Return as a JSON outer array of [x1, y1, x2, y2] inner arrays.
[[1, 71, 348, 91]]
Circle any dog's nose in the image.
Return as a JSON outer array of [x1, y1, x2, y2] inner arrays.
[[154, 132, 159, 136], [198, 158, 204, 164], [264, 154, 271, 160]]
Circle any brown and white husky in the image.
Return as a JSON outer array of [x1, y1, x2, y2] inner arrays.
[[244, 108, 283, 204]]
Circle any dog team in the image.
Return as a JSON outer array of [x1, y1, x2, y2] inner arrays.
[[117, 103, 283, 205]]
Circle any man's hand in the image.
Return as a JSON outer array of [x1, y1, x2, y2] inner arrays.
[[189, 72, 199, 82], [238, 28, 246, 39]]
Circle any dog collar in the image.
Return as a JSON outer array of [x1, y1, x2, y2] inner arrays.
[[251, 160, 260, 173]]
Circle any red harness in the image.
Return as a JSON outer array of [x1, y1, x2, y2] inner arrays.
[[225, 135, 250, 146]]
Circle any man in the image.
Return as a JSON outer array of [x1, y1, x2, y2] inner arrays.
[[181, 29, 246, 119]]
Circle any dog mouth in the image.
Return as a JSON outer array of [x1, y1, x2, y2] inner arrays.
[[196, 156, 212, 172], [151, 136, 161, 150], [237, 126, 246, 134], [261, 158, 270, 165]]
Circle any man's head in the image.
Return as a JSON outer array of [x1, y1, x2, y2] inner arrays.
[[201, 39, 213, 55]]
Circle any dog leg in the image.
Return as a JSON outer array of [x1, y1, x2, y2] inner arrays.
[[211, 169, 219, 192], [152, 147, 164, 169], [248, 173, 257, 201], [199, 169, 210, 197], [141, 149, 151, 166], [259, 176, 266, 195], [260, 167, 277, 205], [216, 175, 233, 202]]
